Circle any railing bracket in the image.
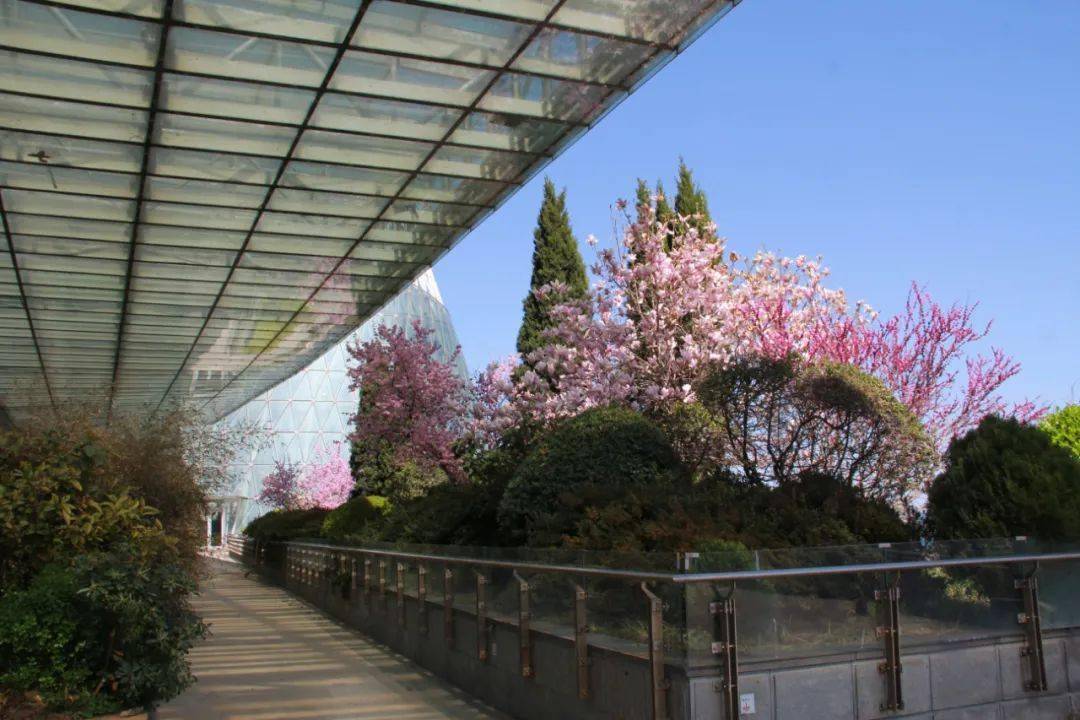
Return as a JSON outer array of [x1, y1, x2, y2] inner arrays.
[[1016, 568, 1048, 692]]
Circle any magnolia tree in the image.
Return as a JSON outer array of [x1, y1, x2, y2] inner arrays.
[[471, 204, 1042, 495], [258, 444, 352, 510], [347, 320, 468, 481]]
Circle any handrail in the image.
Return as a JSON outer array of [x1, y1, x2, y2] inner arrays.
[[275, 539, 1080, 585]]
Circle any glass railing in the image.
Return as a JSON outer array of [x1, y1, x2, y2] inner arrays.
[[228, 535, 1080, 718]]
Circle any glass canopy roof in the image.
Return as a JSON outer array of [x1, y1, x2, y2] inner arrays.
[[0, 0, 739, 422]]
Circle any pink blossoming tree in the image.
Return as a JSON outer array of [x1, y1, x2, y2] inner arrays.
[[258, 444, 352, 510], [347, 320, 468, 481], [258, 459, 301, 510], [471, 204, 1042, 494]]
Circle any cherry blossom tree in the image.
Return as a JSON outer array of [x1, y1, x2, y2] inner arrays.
[[347, 320, 468, 481], [258, 460, 301, 510], [295, 444, 352, 509], [470, 202, 1043, 493]]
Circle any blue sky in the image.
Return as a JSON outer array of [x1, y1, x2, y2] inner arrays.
[[434, 0, 1080, 408]]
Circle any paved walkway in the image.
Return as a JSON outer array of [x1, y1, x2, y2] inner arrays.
[[160, 560, 505, 720]]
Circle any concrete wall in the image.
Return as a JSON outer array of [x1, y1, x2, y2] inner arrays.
[[232, 540, 1080, 720], [688, 632, 1080, 719]]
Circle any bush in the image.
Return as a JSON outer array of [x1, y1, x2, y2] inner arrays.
[[1040, 405, 1080, 461], [927, 415, 1080, 541], [321, 496, 391, 542], [377, 479, 508, 547], [244, 508, 329, 542], [499, 406, 686, 547], [0, 550, 205, 716]]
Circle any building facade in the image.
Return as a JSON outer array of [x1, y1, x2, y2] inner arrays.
[[213, 269, 466, 538]]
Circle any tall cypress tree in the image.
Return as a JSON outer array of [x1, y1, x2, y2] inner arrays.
[[673, 159, 712, 239], [634, 178, 653, 226], [516, 178, 588, 360], [654, 179, 675, 252]]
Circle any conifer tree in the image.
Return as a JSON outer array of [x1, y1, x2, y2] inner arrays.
[[673, 159, 713, 239], [516, 178, 588, 361], [634, 178, 652, 226], [654, 180, 675, 252]]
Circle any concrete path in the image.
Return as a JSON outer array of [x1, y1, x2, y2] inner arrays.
[[160, 560, 506, 720]]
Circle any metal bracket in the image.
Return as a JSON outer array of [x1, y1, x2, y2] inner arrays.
[[514, 571, 533, 677], [574, 583, 590, 700], [378, 559, 387, 607], [444, 566, 455, 646], [417, 564, 428, 635], [876, 573, 903, 712], [396, 562, 406, 627], [1016, 568, 1048, 692], [710, 584, 739, 720], [476, 571, 488, 662], [641, 583, 669, 720]]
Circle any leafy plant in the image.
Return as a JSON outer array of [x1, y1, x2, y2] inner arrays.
[[927, 415, 1080, 541], [244, 508, 330, 543]]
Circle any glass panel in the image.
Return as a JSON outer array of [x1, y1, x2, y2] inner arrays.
[[2, 189, 134, 222], [513, 27, 653, 85], [352, 1, 531, 67], [12, 235, 128, 260], [382, 199, 476, 227], [156, 113, 296, 156], [0, 0, 160, 66], [248, 232, 353, 257], [899, 564, 1022, 647], [295, 129, 432, 170], [480, 71, 607, 122], [160, 73, 316, 125], [1039, 559, 1080, 630], [46, 0, 163, 18], [0, 130, 142, 173], [146, 176, 268, 208], [450, 111, 565, 153], [0, 93, 146, 143], [312, 93, 460, 141], [176, 0, 363, 44], [0, 49, 152, 107], [268, 188, 386, 218], [426, 144, 532, 181], [148, 147, 281, 184], [331, 51, 494, 107], [0, 161, 139, 198], [553, 0, 716, 45], [401, 173, 502, 205], [168, 27, 335, 87], [140, 201, 257, 230], [255, 211, 366, 239], [7, 214, 130, 242], [281, 160, 407, 196]]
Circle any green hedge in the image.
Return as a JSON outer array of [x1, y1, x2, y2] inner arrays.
[[244, 508, 329, 542]]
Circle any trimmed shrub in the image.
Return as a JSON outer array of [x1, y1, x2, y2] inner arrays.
[[499, 406, 686, 547], [0, 550, 205, 716], [927, 415, 1080, 541], [243, 508, 329, 542], [377, 479, 508, 547], [321, 495, 391, 542]]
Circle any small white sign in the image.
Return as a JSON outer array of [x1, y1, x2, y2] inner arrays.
[[739, 692, 756, 715]]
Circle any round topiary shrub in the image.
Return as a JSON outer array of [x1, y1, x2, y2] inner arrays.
[[927, 415, 1080, 541], [243, 508, 329, 543], [321, 495, 391, 542], [498, 405, 686, 547]]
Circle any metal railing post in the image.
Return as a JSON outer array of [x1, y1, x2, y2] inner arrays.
[[574, 583, 589, 700], [711, 584, 739, 720], [444, 566, 455, 646], [641, 583, 668, 720], [1017, 567, 1049, 692], [476, 571, 488, 662], [876, 572, 903, 712], [396, 561, 406, 627], [514, 571, 533, 677], [417, 564, 428, 635]]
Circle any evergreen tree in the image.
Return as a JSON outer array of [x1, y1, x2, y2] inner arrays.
[[654, 180, 675, 252], [673, 159, 712, 238], [634, 178, 652, 226], [516, 178, 588, 361]]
